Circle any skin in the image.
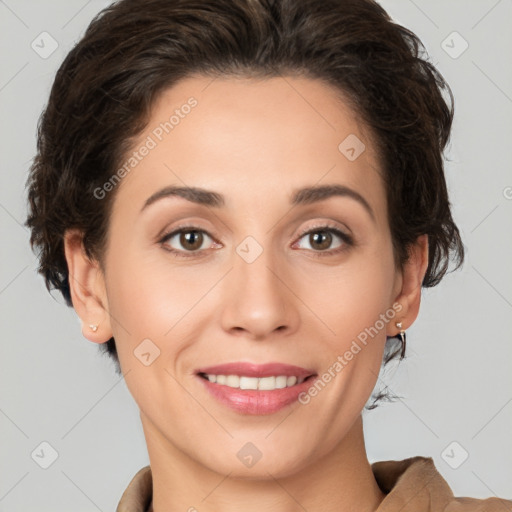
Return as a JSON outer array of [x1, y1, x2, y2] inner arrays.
[[64, 75, 428, 511]]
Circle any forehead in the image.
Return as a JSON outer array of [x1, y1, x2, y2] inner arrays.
[[113, 74, 385, 217]]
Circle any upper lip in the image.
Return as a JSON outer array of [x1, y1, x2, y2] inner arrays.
[[196, 362, 316, 379]]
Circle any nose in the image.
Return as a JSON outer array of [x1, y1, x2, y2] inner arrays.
[[219, 246, 300, 341]]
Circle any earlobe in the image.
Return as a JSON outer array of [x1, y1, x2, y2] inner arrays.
[[63, 229, 113, 344], [388, 234, 429, 336]]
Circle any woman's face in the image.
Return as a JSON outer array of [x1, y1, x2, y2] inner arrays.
[[78, 75, 417, 477]]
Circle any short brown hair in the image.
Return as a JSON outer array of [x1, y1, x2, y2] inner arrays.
[[25, 0, 464, 407]]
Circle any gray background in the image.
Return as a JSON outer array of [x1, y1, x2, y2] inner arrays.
[[1, 0, 511, 509]]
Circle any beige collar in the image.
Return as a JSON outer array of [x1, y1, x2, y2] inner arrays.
[[116, 456, 512, 512]]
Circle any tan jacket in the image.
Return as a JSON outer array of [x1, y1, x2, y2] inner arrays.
[[116, 456, 512, 511]]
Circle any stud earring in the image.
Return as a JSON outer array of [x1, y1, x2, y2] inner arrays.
[[89, 324, 99, 332], [395, 321, 406, 358]]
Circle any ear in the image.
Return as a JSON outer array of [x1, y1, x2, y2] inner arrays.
[[63, 229, 113, 343], [387, 234, 429, 336]]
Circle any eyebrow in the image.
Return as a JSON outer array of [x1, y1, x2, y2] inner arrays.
[[140, 184, 375, 221]]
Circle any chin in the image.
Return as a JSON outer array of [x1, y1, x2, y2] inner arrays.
[[198, 439, 319, 480]]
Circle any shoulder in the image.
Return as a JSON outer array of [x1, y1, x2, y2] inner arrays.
[[445, 496, 512, 511], [372, 456, 512, 511], [117, 465, 152, 512]]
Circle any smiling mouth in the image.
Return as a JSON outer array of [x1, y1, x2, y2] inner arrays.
[[197, 373, 316, 391]]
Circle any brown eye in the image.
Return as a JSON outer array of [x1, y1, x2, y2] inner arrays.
[[308, 231, 333, 251], [295, 227, 348, 252], [179, 230, 204, 251], [161, 227, 215, 255]]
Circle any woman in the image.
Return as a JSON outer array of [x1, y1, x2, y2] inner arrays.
[[25, 0, 512, 510]]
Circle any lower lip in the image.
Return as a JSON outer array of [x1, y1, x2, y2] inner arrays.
[[197, 375, 317, 415]]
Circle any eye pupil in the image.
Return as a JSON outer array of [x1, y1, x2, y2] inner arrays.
[[180, 231, 203, 250], [310, 231, 332, 250]]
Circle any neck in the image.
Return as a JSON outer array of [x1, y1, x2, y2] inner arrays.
[[141, 413, 385, 512]]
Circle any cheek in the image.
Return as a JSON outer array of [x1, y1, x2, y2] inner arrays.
[[300, 236, 397, 406], [104, 245, 220, 360], [102, 242, 159, 342], [106, 257, 169, 338], [302, 239, 395, 341], [103, 251, 209, 411]]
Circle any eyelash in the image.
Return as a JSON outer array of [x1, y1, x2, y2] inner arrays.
[[158, 222, 354, 259]]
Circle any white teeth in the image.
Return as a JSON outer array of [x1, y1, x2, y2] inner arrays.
[[258, 376, 276, 390], [202, 373, 307, 390], [275, 376, 287, 389], [240, 376, 259, 390], [225, 375, 240, 388], [287, 376, 297, 387]]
